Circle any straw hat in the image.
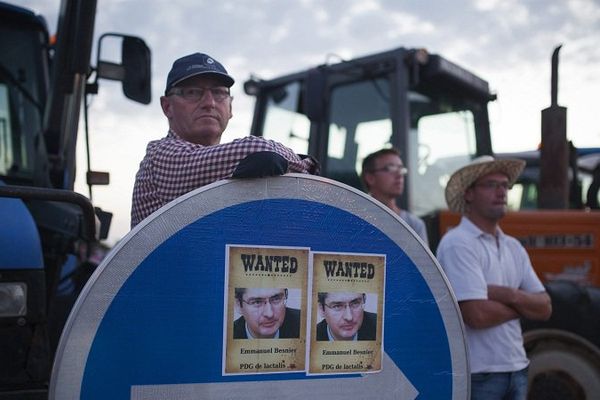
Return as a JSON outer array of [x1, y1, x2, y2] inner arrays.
[[445, 156, 526, 213]]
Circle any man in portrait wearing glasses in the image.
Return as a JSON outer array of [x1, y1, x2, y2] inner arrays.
[[316, 292, 376, 341], [436, 156, 551, 400], [361, 148, 428, 244], [131, 52, 319, 227], [233, 288, 300, 339]]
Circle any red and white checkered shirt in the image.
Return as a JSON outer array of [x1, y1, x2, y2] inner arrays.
[[131, 130, 318, 227]]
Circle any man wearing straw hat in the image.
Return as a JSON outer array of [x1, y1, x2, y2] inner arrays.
[[436, 156, 552, 400]]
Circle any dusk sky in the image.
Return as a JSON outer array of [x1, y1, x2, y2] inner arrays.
[[18, 0, 600, 244]]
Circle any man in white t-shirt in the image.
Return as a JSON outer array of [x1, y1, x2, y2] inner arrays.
[[361, 148, 428, 245], [436, 156, 552, 400]]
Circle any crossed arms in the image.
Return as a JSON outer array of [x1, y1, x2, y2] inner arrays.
[[460, 286, 552, 329]]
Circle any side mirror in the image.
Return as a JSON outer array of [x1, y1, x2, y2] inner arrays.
[[94, 33, 152, 104]]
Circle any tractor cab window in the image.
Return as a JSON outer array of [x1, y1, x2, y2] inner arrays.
[[580, 152, 600, 209], [507, 151, 600, 210], [327, 78, 392, 189], [0, 84, 12, 175], [408, 95, 477, 216], [260, 81, 310, 155], [0, 20, 47, 182]]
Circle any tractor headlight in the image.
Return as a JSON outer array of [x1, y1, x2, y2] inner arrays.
[[0, 282, 27, 317]]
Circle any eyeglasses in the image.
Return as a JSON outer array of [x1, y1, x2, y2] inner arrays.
[[324, 298, 364, 313], [369, 164, 408, 176], [168, 87, 231, 102], [242, 293, 287, 309], [474, 180, 512, 191]]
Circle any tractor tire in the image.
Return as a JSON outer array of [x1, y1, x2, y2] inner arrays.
[[523, 280, 600, 400]]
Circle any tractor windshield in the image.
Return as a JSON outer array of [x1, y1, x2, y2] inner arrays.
[[257, 73, 486, 216], [0, 7, 49, 184]]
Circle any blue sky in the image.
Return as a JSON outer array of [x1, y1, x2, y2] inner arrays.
[[18, 0, 600, 244]]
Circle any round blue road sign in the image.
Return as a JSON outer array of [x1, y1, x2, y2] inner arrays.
[[50, 175, 468, 399]]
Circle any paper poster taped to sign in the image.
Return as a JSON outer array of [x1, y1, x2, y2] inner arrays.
[[223, 245, 309, 374], [308, 251, 385, 375]]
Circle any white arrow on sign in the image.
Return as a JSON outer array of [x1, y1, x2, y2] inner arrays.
[[131, 352, 418, 400]]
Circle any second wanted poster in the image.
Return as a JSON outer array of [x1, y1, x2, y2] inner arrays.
[[308, 251, 385, 375]]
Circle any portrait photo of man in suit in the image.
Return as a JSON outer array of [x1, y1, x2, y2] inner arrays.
[[316, 292, 377, 341], [233, 288, 300, 339]]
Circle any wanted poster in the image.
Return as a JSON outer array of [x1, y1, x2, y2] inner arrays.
[[223, 245, 308, 374], [308, 251, 385, 375]]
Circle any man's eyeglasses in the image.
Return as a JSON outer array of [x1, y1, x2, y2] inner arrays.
[[242, 293, 287, 309], [369, 164, 408, 176], [168, 87, 231, 102], [324, 298, 364, 313], [474, 180, 512, 191]]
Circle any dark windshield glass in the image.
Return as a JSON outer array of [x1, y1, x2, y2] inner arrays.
[[0, 18, 48, 181]]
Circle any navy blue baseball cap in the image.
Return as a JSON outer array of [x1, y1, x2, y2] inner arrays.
[[165, 53, 234, 94]]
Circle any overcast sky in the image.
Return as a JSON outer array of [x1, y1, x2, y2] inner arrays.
[[18, 0, 600, 244]]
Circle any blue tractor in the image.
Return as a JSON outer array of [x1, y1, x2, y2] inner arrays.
[[0, 1, 151, 397]]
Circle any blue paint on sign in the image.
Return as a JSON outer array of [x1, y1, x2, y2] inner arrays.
[[81, 199, 451, 398]]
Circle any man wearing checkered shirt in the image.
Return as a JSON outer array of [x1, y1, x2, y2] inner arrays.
[[131, 53, 318, 227]]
